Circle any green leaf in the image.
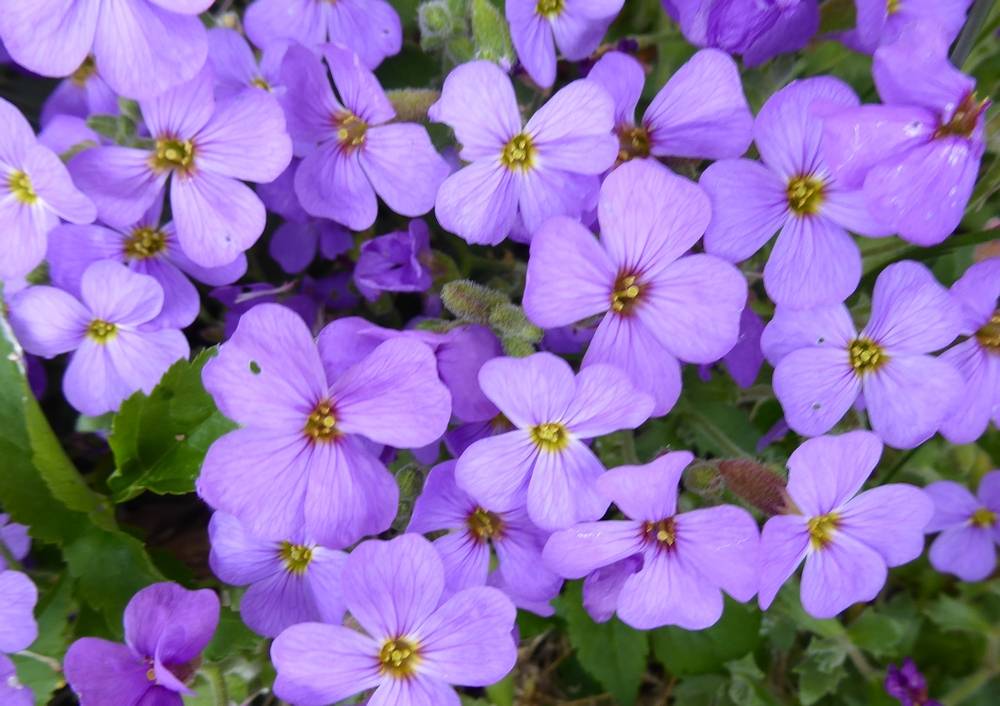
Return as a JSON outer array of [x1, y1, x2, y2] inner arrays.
[[484, 673, 515, 706], [926, 595, 992, 634], [470, 0, 514, 66], [8, 654, 62, 706], [651, 598, 762, 676], [557, 583, 649, 706], [847, 610, 907, 658], [107, 349, 236, 501], [794, 638, 848, 706], [204, 605, 260, 662]]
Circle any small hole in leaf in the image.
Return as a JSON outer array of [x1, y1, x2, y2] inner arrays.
[[249, 360, 261, 374]]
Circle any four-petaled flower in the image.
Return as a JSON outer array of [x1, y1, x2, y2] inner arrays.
[[925, 470, 1000, 581]]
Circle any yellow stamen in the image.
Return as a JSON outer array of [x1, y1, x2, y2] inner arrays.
[[642, 518, 677, 550], [786, 174, 825, 215], [886, 0, 901, 14], [500, 133, 536, 172], [616, 124, 650, 162], [610, 272, 642, 315], [807, 513, 839, 550], [848, 338, 887, 374], [87, 319, 117, 344], [251, 76, 272, 91], [151, 137, 196, 174], [379, 637, 421, 679], [7, 171, 37, 205], [304, 401, 339, 442], [976, 311, 1000, 352], [530, 422, 569, 452], [335, 111, 368, 151], [467, 507, 504, 542], [970, 507, 997, 528], [935, 91, 988, 140], [536, 0, 565, 17], [71, 56, 97, 87], [124, 227, 167, 260], [279, 542, 315, 575]]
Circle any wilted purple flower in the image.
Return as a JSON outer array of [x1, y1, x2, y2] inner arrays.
[[455, 352, 654, 530], [9, 261, 189, 416], [0, 0, 211, 99], [762, 261, 963, 449], [64, 582, 219, 706], [885, 658, 942, 706], [245, 0, 401, 69], [702, 77, 892, 308], [271, 534, 517, 706], [0, 97, 96, 280], [0, 514, 30, 572], [0, 655, 31, 706], [544, 452, 759, 629], [759, 431, 932, 618], [842, 0, 971, 54], [430, 60, 617, 245], [506, 0, 624, 88], [587, 49, 752, 162], [208, 512, 347, 638], [925, 470, 1000, 581], [822, 24, 987, 245], [280, 44, 449, 232], [355, 220, 433, 301], [0, 570, 37, 654], [524, 159, 747, 415], [40, 57, 117, 127], [70, 67, 292, 267], [409, 461, 562, 610], [198, 304, 451, 547], [207, 27, 288, 101]]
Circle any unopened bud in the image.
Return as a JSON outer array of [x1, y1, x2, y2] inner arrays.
[[471, 0, 515, 67], [418, 0, 456, 43], [441, 280, 509, 324], [500, 336, 536, 357], [488, 303, 542, 343], [683, 461, 724, 500], [387, 89, 442, 123], [718, 459, 789, 515]]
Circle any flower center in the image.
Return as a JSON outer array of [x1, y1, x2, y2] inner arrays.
[[786, 175, 825, 215], [848, 338, 887, 374], [530, 422, 569, 452], [886, 0, 901, 13], [87, 319, 117, 344], [641, 518, 677, 551], [807, 512, 839, 550], [279, 541, 314, 575], [611, 272, 642, 315], [304, 401, 339, 442], [500, 133, 536, 172], [335, 111, 368, 151], [124, 227, 167, 260], [970, 507, 997, 528], [467, 507, 504, 542], [935, 91, 989, 140], [379, 638, 421, 679], [7, 171, 37, 205], [251, 76, 272, 91], [71, 56, 97, 86], [976, 311, 1000, 352], [536, 0, 564, 16], [616, 124, 651, 162], [151, 137, 196, 174]]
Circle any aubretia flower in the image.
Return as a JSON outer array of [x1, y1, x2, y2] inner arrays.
[[506, 0, 624, 88], [9, 260, 189, 416], [271, 534, 517, 706], [208, 512, 347, 638], [702, 77, 891, 308], [64, 582, 219, 706], [0, 570, 37, 654], [429, 60, 617, 245], [245, 0, 401, 69], [0, 0, 211, 99], [207, 27, 288, 101], [885, 658, 942, 706], [455, 352, 654, 530], [759, 432, 932, 618], [822, 24, 987, 245], [40, 56, 117, 127], [0, 514, 30, 572], [355, 220, 433, 301], [699, 303, 765, 389], [762, 261, 962, 449], [70, 67, 292, 267], [409, 461, 562, 610], [0, 97, 96, 280], [544, 452, 759, 629], [197, 304, 451, 547], [843, 0, 971, 55], [0, 655, 31, 706], [924, 471, 1000, 581], [524, 159, 746, 415], [587, 49, 752, 162]]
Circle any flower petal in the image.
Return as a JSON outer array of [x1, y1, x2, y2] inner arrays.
[[360, 123, 450, 218], [928, 526, 997, 582], [773, 347, 861, 438], [586, 51, 643, 125], [80, 260, 162, 325], [477, 352, 576, 427], [595, 452, 692, 522], [542, 521, 643, 578], [194, 91, 292, 183], [760, 304, 856, 366], [764, 216, 861, 309], [271, 623, 380, 706], [865, 263, 962, 353], [785, 430, 883, 516], [64, 638, 150, 706], [800, 534, 887, 619], [524, 80, 617, 174], [700, 158, 788, 262], [0, 0, 99, 80], [924, 480, 979, 533], [8, 286, 88, 357], [677, 505, 760, 602], [758, 514, 809, 610], [563, 363, 654, 438], [124, 583, 219, 665], [455, 431, 539, 513], [434, 159, 518, 245], [527, 440, 610, 531], [839, 484, 932, 567], [294, 146, 377, 231], [617, 551, 725, 630], [68, 146, 165, 228]]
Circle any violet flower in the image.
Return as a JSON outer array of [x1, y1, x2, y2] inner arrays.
[[925, 470, 1000, 581], [0, 570, 37, 654], [885, 658, 942, 706], [40, 56, 117, 127], [699, 303, 766, 389], [354, 219, 433, 301], [0, 655, 31, 706], [842, 0, 971, 55], [207, 27, 288, 101], [0, 514, 30, 572]]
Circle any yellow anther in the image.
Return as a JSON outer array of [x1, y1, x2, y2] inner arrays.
[[530, 422, 569, 452], [848, 338, 887, 374], [807, 513, 839, 550], [501, 133, 536, 172], [786, 174, 825, 215]]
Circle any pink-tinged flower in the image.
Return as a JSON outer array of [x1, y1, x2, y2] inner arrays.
[[822, 23, 987, 245], [354, 220, 433, 301], [523, 159, 747, 415], [40, 56, 117, 127], [0, 655, 32, 706], [702, 77, 892, 309], [409, 461, 562, 612], [455, 352, 654, 531], [8, 260, 189, 416], [544, 452, 759, 629], [506, 0, 624, 88], [0, 0, 212, 100], [429, 60, 617, 245], [924, 470, 1000, 581], [587, 49, 752, 163], [245, 0, 401, 69], [0, 514, 30, 572], [197, 304, 451, 548], [0, 570, 37, 654], [271, 534, 517, 706], [70, 67, 293, 267], [759, 431, 932, 618], [0, 97, 96, 280], [64, 582, 219, 706], [841, 0, 972, 54], [207, 27, 289, 101], [208, 512, 347, 638], [762, 261, 963, 449], [280, 44, 449, 231]]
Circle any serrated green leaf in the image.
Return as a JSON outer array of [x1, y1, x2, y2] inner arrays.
[[651, 598, 762, 676], [794, 638, 848, 706], [8, 654, 62, 706], [847, 611, 906, 658], [926, 595, 992, 634]]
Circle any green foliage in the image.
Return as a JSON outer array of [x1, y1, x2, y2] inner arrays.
[[651, 599, 762, 676]]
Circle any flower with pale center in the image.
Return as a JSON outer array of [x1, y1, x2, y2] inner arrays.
[[279, 542, 314, 575], [304, 401, 338, 442], [530, 421, 569, 452], [124, 227, 168, 261], [536, 0, 565, 18], [500, 133, 536, 172], [334, 111, 368, 151], [379, 637, 421, 678], [970, 507, 997, 528], [86, 319, 117, 344], [807, 513, 839, 550], [151, 137, 196, 175], [786, 174, 825, 216], [7, 171, 37, 205], [976, 311, 1000, 352]]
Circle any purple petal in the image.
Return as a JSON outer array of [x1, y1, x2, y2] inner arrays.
[[0, 97, 35, 165], [22, 144, 95, 223], [278, 44, 341, 147], [295, 146, 377, 231], [524, 80, 617, 174], [134, 257, 200, 330], [208, 512, 282, 586], [700, 158, 788, 262], [618, 550, 724, 630], [950, 258, 1000, 331], [0, 517, 30, 563], [758, 514, 809, 610], [0, 0, 99, 80], [507, 4, 556, 88], [123, 583, 218, 664], [434, 159, 518, 245], [760, 303, 856, 366], [0, 654, 32, 706], [455, 430, 539, 513], [764, 215, 861, 308], [773, 347, 861, 437], [321, 44, 394, 125], [194, 91, 292, 183], [326, 0, 402, 70], [939, 341, 998, 444], [872, 22, 974, 111], [723, 305, 765, 388], [80, 260, 162, 326], [0, 199, 52, 280], [527, 440, 610, 530], [678, 505, 760, 602], [563, 363, 654, 438], [929, 526, 997, 581], [139, 67, 214, 141], [432, 532, 490, 594], [924, 480, 979, 533], [435, 325, 504, 423], [786, 430, 883, 516], [821, 188, 894, 237], [64, 638, 151, 706], [839, 484, 932, 567], [245, 0, 326, 53], [408, 461, 474, 534], [171, 171, 266, 268], [800, 534, 887, 619], [360, 123, 449, 218], [478, 352, 576, 427], [741, 0, 819, 67], [595, 452, 692, 522], [979, 471, 1000, 513], [8, 286, 88, 357], [206, 28, 258, 97], [271, 623, 380, 706], [582, 556, 642, 622], [516, 168, 600, 236], [69, 146, 166, 228], [494, 521, 562, 600], [542, 520, 643, 578], [368, 677, 461, 706], [586, 51, 643, 125], [550, 1, 622, 59], [47, 224, 126, 296], [0, 570, 37, 652]]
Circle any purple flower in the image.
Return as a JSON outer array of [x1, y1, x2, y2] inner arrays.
[[925, 470, 1000, 581], [939, 258, 1000, 443], [245, 0, 402, 69], [587, 49, 752, 162], [455, 352, 654, 530], [506, 0, 624, 88], [197, 304, 451, 547], [702, 77, 892, 308], [822, 24, 987, 245], [429, 60, 617, 245], [0, 0, 212, 100], [47, 197, 246, 330], [408, 461, 562, 611], [207, 27, 288, 101], [0, 97, 96, 280], [885, 658, 943, 706], [280, 44, 449, 232], [842, 0, 971, 54], [759, 431, 932, 618], [0, 514, 30, 572], [70, 67, 293, 267], [355, 220, 433, 301], [40, 57, 117, 127], [0, 570, 37, 654], [700, 303, 766, 389], [9, 260, 189, 416], [37, 115, 102, 158], [762, 261, 963, 449], [0, 655, 32, 706], [523, 159, 747, 415], [271, 534, 517, 706], [208, 512, 347, 638], [64, 582, 219, 706], [544, 452, 760, 629]]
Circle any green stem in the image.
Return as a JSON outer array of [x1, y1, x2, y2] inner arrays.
[[879, 448, 917, 485], [621, 430, 639, 465], [950, 0, 997, 68], [202, 664, 228, 706], [15, 650, 62, 672], [943, 665, 1000, 705]]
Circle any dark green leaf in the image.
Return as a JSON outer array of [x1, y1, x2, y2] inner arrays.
[[651, 598, 762, 676]]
